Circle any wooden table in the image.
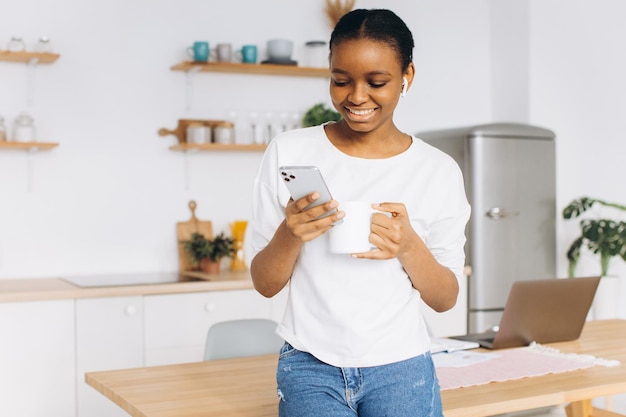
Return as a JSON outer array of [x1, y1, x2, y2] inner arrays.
[[86, 320, 626, 417]]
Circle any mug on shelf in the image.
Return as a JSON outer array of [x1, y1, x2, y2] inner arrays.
[[216, 43, 233, 63], [236, 45, 257, 64], [186, 41, 214, 63]]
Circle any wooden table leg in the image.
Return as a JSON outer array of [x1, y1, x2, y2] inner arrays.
[[566, 400, 626, 417], [566, 400, 593, 417]]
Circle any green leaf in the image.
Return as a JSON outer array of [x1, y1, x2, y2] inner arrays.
[[302, 103, 341, 127]]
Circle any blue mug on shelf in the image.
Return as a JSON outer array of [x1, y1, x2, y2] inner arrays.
[[237, 45, 257, 64], [187, 41, 211, 62]]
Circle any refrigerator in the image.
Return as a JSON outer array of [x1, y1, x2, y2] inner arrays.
[[418, 123, 556, 333]]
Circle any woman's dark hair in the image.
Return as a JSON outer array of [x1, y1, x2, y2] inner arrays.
[[329, 9, 414, 72]]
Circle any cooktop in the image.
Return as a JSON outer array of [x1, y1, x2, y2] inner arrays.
[[62, 272, 184, 288]]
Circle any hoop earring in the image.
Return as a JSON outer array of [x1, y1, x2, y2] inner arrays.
[[401, 77, 408, 97]]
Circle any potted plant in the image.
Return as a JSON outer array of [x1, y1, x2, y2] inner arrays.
[[302, 102, 341, 127], [562, 196, 626, 277], [563, 196, 626, 319], [182, 232, 235, 274]]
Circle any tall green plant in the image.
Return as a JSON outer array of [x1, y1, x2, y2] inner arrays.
[[562, 197, 626, 277]]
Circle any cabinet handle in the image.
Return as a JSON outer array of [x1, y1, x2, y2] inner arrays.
[[204, 303, 216, 312], [125, 305, 138, 316], [485, 207, 519, 220]]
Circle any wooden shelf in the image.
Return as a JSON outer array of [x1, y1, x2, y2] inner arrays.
[[171, 61, 329, 78], [0, 142, 59, 150], [0, 51, 60, 64], [169, 143, 266, 152]]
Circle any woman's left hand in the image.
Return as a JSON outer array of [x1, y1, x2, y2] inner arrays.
[[352, 202, 419, 260]]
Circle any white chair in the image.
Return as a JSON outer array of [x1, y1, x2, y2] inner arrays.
[[203, 318, 284, 361]]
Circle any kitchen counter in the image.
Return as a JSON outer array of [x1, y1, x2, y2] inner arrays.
[[0, 270, 254, 303]]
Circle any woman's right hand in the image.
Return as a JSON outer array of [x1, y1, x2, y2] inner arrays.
[[284, 192, 344, 242]]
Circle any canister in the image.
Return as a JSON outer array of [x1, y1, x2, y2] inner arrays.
[[214, 121, 235, 144], [303, 41, 328, 68], [13, 112, 36, 142]]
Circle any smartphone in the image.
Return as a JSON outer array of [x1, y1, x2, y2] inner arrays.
[[279, 166, 337, 218]]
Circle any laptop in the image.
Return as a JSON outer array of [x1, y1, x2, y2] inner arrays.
[[451, 276, 601, 349]]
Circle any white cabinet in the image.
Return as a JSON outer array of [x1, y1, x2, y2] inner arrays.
[[421, 274, 468, 337], [75, 296, 144, 417], [144, 289, 272, 365], [269, 286, 289, 322], [0, 300, 75, 417]]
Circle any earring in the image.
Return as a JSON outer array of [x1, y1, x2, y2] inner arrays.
[[401, 77, 408, 97]]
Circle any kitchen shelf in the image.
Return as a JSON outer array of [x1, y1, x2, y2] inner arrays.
[[0, 50, 60, 64], [171, 61, 329, 78], [0, 142, 59, 151], [169, 143, 266, 152]]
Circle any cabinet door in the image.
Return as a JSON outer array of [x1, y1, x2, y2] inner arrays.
[[144, 289, 271, 365], [0, 300, 75, 417], [269, 287, 289, 322], [76, 296, 143, 417], [421, 274, 468, 337]]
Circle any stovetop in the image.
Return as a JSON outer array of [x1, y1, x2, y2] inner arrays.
[[62, 272, 184, 288]]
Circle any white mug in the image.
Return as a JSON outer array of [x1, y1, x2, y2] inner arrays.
[[329, 201, 381, 254], [216, 43, 233, 62]]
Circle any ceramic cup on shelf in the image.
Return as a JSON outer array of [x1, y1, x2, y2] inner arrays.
[[216, 43, 233, 62], [267, 39, 293, 63], [236, 45, 257, 64], [186, 41, 214, 63]]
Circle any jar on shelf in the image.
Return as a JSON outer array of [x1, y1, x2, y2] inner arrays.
[[12, 112, 36, 142], [0, 116, 7, 142], [214, 121, 235, 144], [303, 41, 328, 68], [186, 123, 210, 144], [34, 36, 53, 53], [7, 37, 26, 52]]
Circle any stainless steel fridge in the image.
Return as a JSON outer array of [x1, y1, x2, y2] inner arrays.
[[418, 123, 556, 333]]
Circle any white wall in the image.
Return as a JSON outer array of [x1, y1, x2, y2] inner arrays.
[[529, 0, 626, 318], [0, 0, 492, 278]]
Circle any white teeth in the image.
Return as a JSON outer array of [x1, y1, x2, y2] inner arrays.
[[348, 108, 375, 116]]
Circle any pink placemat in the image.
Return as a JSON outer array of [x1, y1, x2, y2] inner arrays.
[[435, 344, 616, 391]]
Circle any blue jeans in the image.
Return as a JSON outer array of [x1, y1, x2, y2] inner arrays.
[[276, 343, 443, 417]]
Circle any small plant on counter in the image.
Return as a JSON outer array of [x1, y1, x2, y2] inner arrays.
[[562, 196, 626, 277], [182, 232, 235, 268], [302, 102, 341, 127]]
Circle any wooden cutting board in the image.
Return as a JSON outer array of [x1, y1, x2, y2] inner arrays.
[[176, 200, 213, 272]]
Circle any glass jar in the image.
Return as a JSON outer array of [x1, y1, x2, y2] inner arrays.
[[34, 36, 53, 53], [13, 112, 36, 142], [0, 116, 7, 142], [7, 37, 26, 52]]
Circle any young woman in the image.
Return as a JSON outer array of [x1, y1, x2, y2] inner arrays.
[[250, 9, 470, 417]]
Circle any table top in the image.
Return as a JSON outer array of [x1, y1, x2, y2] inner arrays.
[[86, 320, 626, 417]]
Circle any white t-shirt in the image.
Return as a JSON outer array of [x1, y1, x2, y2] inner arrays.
[[251, 124, 470, 368]]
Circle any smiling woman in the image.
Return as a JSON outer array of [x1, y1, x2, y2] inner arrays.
[[249, 8, 470, 417]]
